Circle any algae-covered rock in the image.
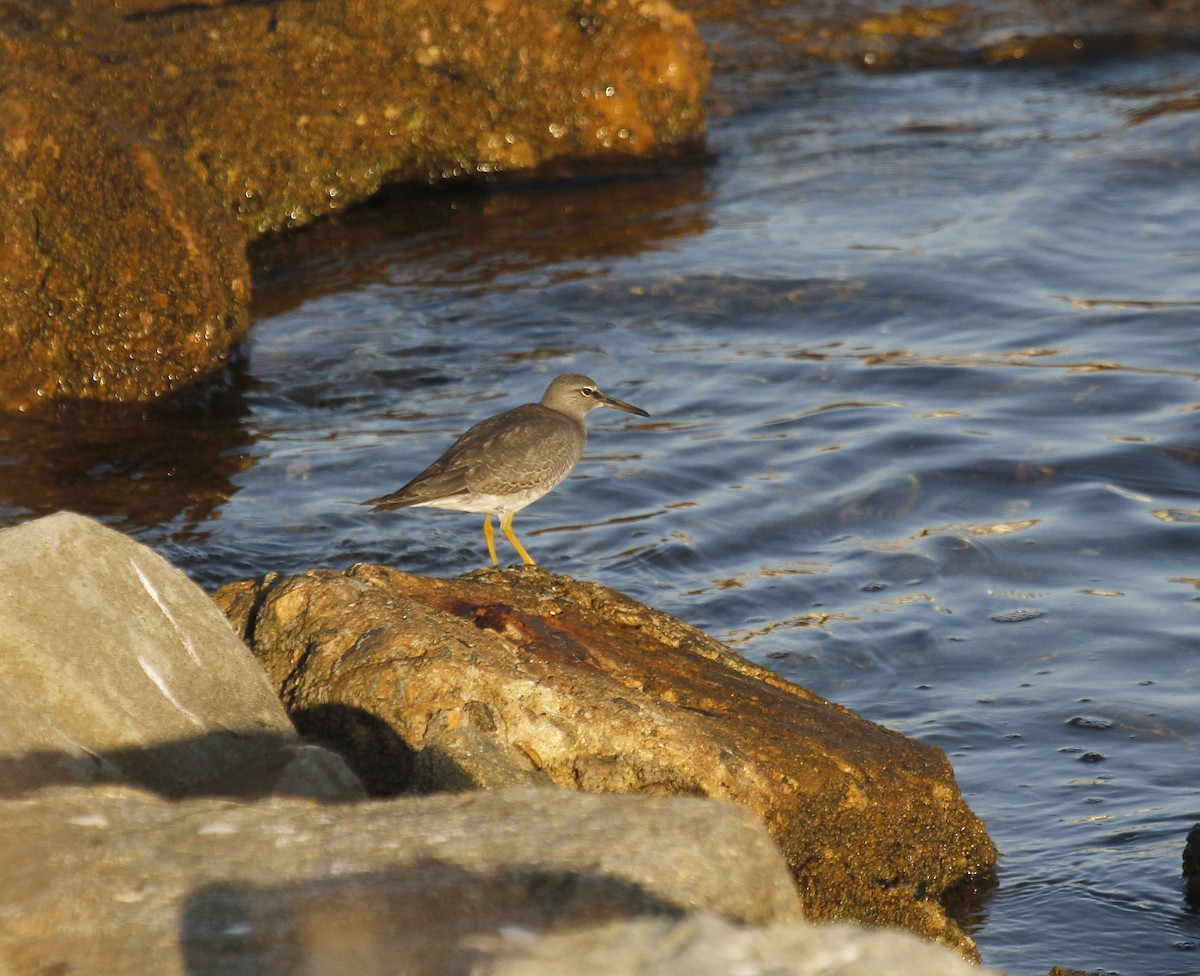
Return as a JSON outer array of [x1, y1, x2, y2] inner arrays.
[[0, 0, 709, 405], [0, 69, 249, 408]]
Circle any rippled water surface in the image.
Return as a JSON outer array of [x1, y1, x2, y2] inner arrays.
[[6, 38, 1200, 976]]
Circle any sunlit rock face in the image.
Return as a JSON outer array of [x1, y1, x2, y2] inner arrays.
[[0, 0, 710, 406]]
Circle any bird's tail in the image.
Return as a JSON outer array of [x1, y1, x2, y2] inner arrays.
[[363, 493, 416, 511]]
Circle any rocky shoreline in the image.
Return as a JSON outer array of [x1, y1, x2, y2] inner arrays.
[[5, 0, 1199, 412], [0, 511, 997, 974], [0, 0, 708, 408], [8, 2, 1184, 969]]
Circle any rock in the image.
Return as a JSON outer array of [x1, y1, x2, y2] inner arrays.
[[459, 913, 1001, 976], [1184, 822, 1200, 914], [215, 742, 367, 804], [213, 563, 998, 954], [0, 0, 708, 405], [0, 513, 992, 969], [5, 0, 709, 236], [0, 783, 803, 975], [0, 69, 249, 409], [0, 511, 361, 802]]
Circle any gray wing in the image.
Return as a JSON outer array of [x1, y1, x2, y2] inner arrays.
[[366, 404, 584, 509]]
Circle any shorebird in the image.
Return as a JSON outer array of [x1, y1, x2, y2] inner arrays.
[[365, 373, 649, 567]]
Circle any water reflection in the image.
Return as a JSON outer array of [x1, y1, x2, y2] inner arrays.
[[0, 398, 251, 532], [684, 0, 1200, 74], [250, 163, 714, 320]]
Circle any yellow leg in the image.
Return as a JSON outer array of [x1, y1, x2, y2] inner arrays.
[[500, 510, 537, 567], [482, 515, 499, 569]]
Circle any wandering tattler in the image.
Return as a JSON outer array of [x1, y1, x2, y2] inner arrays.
[[365, 374, 649, 568]]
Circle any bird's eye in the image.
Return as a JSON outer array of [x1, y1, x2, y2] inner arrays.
[[581, 387, 594, 397]]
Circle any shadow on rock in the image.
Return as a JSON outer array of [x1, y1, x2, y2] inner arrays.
[[181, 862, 686, 976], [249, 165, 714, 320], [0, 733, 362, 804], [290, 704, 420, 797]]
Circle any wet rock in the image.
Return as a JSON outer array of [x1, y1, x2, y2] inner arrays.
[[462, 913, 1001, 976], [0, 69, 249, 410], [0, 0, 708, 406], [0, 783, 803, 975], [9, 0, 709, 236], [0, 511, 361, 802], [1183, 823, 1200, 906], [213, 563, 998, 955]]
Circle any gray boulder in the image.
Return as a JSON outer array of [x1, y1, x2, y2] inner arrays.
[[0, 511, 361, 801], [0, 784, 803, 976], [462, 914, 1001, 976]]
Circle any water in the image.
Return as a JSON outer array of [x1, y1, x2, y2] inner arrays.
[[4, 25, 1200, 976]]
